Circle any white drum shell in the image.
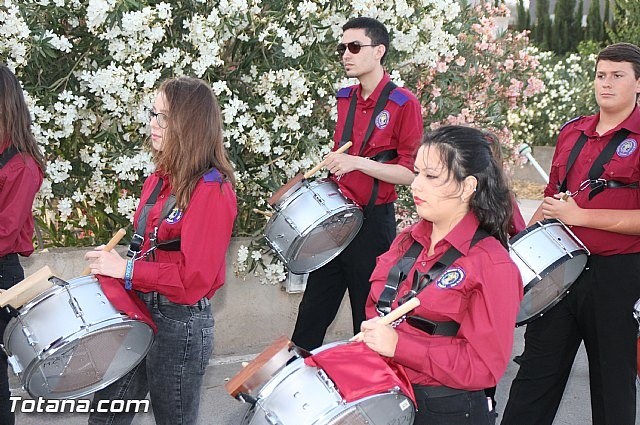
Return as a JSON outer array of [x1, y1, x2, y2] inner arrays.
[[264, 179, 363, 274], [242, 342, 415, 425], [509, 219, 589, 326], [3, 275, 154, 399]]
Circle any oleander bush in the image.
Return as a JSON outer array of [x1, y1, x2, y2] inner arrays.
[[1, 0, 547, 283], [509, 46, 597, 147]]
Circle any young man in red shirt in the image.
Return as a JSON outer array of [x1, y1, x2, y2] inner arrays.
[[502, 42, 640, 425], [291, 17, 423, 351]]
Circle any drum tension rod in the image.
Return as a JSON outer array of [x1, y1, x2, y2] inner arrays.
[[237, 392, 258, 405], [2, 304, 19, 319], [49, 276, 71, 287]]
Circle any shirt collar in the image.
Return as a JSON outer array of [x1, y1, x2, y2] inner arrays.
[[576, 106, 640, 136], [409, 211, 481, 256], [356, 72, 391, 103]]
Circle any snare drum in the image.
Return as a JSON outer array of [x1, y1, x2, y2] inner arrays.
[[3, 275, 154, 399], [264, 178, 363, 274], [241, 342, 415, 425], [509, 219, 589, 326]]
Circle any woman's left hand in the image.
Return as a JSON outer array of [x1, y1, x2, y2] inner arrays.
[[84, 246, 127, 278], [360, 318, 398, 357]]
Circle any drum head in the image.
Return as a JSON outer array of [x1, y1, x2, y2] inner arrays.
[[516, 252, 587, 326], [241, 341, 415, 425], [286, 208, 363, 274], [23, 319, 154, 399]]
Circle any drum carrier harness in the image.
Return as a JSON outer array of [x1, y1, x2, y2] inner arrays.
[[559, 128, 638, 199], [127, 168, 225, 259], [337, 81, 407, 216], [0, 146, 18, 170], [376, 228, 490, 336]]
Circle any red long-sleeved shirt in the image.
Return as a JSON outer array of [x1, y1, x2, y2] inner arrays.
[[125, 170, 237, 305], [331, 73, 423, 207], [545, 107, 640, 255], [366, 212, 523, 389], [0, 144, 43, 257]]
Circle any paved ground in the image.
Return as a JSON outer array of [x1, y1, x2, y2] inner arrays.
[[11, 329, 640, 424], [10, 199, 640, 424]]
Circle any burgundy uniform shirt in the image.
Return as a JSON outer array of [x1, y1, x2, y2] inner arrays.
[[116, 170, 237, 305], [366, 212, 523, 389], [545, 107, 640, 255], [331, 73, 423, 207], [0, 144, 43, 257]]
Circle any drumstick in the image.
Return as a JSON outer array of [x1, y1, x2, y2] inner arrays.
[[303, 141, 353, 180], [560, 191, 571, 201], [82, 228, 127, 275], [350, 297, 421, 342], [253, 208, 273, 218]]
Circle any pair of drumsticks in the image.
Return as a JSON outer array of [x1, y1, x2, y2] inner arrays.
[[254, 141, 354, 218]]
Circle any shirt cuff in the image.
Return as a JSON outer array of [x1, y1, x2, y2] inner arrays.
[[393, 330, 430, 372]]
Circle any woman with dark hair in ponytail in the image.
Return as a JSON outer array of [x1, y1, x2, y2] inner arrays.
[[0, 65, 45, 425], [359, 125, 523, 425]]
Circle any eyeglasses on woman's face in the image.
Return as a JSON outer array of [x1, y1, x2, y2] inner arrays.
[[147, 107, 168, 129], [336, 41, 380, 56]]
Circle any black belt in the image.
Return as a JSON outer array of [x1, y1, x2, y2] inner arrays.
[[140, 291, 210, 310], [603, 180, 639, 189], [413, 385, 473, 398]]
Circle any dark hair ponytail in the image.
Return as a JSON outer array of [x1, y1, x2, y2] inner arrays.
[[423, 125, 513, 247]]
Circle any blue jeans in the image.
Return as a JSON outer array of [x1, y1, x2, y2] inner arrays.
[[0, 253, 24, 425], [88, 291, 214, 425]]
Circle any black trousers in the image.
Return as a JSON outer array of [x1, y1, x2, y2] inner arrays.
[[414, 386, 496, 425], [501, 253, 640, 425], [291, 203, 396, 351], [0, 253, 23, 425]]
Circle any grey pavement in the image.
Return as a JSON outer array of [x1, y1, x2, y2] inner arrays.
[[11, 198, 640, 424]]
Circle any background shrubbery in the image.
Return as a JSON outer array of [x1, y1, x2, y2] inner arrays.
[[4, 0, 638, 283]]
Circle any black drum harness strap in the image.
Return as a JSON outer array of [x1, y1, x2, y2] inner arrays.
[[127, 178, 180, 260], [559, 129, 637, 199], [338, 81, 399, 216], [376, 228, 490, 337], [0, 146, 18, 170]]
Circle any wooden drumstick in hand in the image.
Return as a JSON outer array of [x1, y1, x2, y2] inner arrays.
[[303, 141, 353, 179], [350, 297, 421, 342], [82, 228, 127, 275]]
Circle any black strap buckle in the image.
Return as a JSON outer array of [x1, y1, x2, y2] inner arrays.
[[127, 234, 144, 258]]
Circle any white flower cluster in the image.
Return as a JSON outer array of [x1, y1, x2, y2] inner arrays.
[[6, 0, 464, 281], [0, 1, 31, 66], [509, 52, 597, 146]]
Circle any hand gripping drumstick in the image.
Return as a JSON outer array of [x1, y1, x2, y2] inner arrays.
[[350, 297, 421, 342], [82, 228, 127, 275], [267, 141, 353, 207], [303, 141, 353, 179]]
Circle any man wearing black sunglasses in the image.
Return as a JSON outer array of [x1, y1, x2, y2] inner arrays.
[[292, 17, 423, 351]]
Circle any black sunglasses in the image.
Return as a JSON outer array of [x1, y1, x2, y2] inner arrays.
[[336, 41, 379, 56]]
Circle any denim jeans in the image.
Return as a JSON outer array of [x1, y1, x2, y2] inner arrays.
[[413, 386, 497, 425], [0, 253, 24, 425], [88, 291, 214, 425]]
